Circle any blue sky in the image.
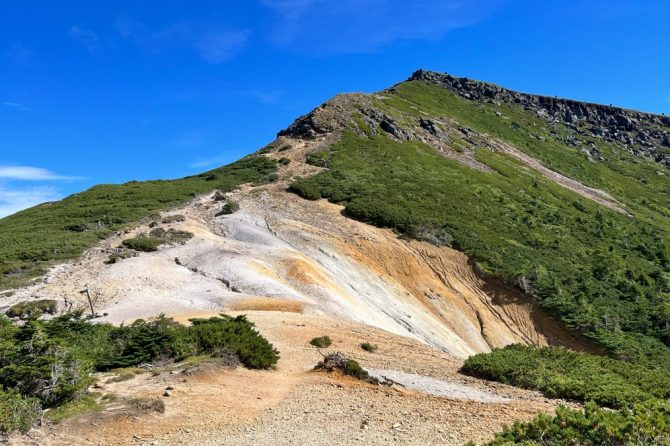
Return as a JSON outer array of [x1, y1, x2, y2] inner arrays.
[[1, 1, 669, 217]]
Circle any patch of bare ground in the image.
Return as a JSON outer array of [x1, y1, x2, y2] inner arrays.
[[488, 139, 629, 214], [226, 297, 305, 313]]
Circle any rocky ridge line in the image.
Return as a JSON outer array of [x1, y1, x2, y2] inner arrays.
[[408, 69, 670, 166]]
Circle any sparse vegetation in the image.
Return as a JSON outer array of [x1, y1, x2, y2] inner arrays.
[[128, 397, 165, 414], [360, 342, 378, 353], [216, 201, 240, 216], [6, 299, 57, 319], [44, 395, 102, 423], [161, 214, 185, 224], [105, 367, 145, 384], [0, 156, 277, 290], [315, 353, 374, 383], [105, 249, 137, 264], [310, 335, 332, 348], [123, 228, 194, 253], [122, 236, 163, 252]]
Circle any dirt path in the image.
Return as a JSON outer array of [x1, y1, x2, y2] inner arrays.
[[488, 139, 629, 214]]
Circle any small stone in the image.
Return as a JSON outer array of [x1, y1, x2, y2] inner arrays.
[[163, 390, 172, 397]]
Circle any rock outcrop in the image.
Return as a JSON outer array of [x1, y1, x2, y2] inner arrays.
[[409, 69, 670, 166]]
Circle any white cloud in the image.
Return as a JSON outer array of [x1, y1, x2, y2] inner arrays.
[[0, 185, 60, 218], [262, 0, 505, 53], [70, 26, 101, 53], [115, 15, 249, 63], [0, 166, 81, 181], [0, 166, 83, 217], [2, 101, 30, 112]]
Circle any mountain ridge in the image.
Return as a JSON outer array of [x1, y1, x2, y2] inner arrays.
[[407, 69, 670, 165], [408, 69, 670, 119]]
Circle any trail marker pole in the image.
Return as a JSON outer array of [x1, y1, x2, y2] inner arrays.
[[80, 284, 95, 317]]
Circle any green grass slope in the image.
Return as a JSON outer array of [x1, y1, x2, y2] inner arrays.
[[0, 156, 277, 290], [289, 81, 670, 369]]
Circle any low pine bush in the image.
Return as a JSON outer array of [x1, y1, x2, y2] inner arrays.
[[344, 359, 369, 380], [95, 317, 193, 370], [6, 299, 57, 319], [470, 401, 670, 446], [288, 180, 321, 200], [188, 315, 280, 369], [360, 342, 378, 353], [0, 391, 42, 434], [315, 353, 375, 383], [0, 311, 279, 433], [310, 336, 332, 348], [121, 236, 163, 252], [161, 214, 185, 224], [461, 344, 670, 408], [216, 201, 240, 216]]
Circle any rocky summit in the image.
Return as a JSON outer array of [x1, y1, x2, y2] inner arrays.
[[410, 69, 670, 165]]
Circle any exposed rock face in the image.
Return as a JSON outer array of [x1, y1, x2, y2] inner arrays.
[[409, 70, 670, 166], [278, 93, 370, 139]]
